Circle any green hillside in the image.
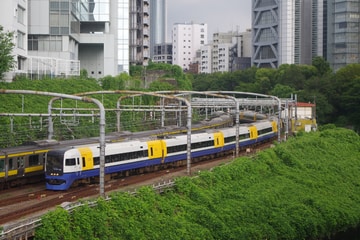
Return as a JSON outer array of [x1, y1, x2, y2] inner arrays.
[[0, 76, 175, 147], [35, 127, 360, 239]]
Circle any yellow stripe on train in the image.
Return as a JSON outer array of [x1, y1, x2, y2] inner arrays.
[[0, 170, 18, 177], [25, 165, 44, 173]]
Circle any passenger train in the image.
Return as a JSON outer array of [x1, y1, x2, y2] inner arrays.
[[0, 114, 233, 189], [45, 119, 278, 190]]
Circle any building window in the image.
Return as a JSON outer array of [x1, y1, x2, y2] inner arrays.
[[338, 22, 347, 29], [17, 31, 25, 49], [28, 35, 62, 51], [17, 6, 25, 24], [17, 56, 26, 70]]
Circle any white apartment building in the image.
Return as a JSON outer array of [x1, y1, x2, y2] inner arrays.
[[200, 30, 252, 74], [172, 23, 208, 71], [1, 0, 29, 81], [200, 45, 212, 73]]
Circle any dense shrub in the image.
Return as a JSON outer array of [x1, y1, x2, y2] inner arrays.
[[35, 128, 360, 239]]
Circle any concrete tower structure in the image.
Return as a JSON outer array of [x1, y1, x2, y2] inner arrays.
[[130, 0, 150, 67], [149, 0, 167, 58]]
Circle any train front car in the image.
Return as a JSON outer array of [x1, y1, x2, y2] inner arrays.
[[45, 139, 168, 190], [45, 148, 80, 190]]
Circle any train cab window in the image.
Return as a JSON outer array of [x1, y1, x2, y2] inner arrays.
[[0, 160, 4, 171], [65, 158, 76, 166], [29, 155, 40, 166], [150, 147, 153, 157], [82, 157, 86, 167]]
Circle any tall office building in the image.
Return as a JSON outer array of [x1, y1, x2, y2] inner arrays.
[[252, 0, 325, 68], [149, 0, 167, 58], [327, 0, 360, 71], [172, 23, 208, 71]]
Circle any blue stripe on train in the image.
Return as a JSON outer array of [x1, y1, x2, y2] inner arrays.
[[46, 158, 163, 190]]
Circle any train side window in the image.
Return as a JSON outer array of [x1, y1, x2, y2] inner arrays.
[[65, 158, 76, 166], [29, 155, 40, 166], [82, 157, 86, 167], [150, 147, 153, 156], [93, 157, 100, 165], [0, 160, 4, 171]]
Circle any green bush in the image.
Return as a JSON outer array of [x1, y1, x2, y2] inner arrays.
[[35, 128, 360, 240]]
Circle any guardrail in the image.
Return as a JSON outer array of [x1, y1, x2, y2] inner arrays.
[[0, 179, 176, 240]]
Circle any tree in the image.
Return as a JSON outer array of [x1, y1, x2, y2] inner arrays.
[[0, 25, 15, 78], [312, 56, 331, 76]]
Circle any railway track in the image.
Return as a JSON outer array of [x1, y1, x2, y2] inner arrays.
[[0, 140, 274, 226]]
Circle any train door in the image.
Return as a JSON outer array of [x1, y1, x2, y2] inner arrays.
[[17, 156, 25, 177], [76, 157, 82, 177], [77, 147, 94, 171], [0, 157, 5, 185], [213, 132, 224, 148], [249, 126, 258, 141], [147, 140, 166, 163]]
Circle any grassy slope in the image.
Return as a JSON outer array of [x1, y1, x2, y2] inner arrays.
[[35, 127, 360, 240]]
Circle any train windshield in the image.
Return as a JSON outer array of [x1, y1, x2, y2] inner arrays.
[[46, 152, 64, 173]]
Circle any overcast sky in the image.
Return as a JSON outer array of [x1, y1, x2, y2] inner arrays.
[[167, 0, 252, 40]]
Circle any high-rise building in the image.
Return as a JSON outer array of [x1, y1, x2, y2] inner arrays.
[[149, 0, 167, 58], [0, 0, 152, 81], [172, 22, 208, 71], [200, 45, 212, 73], [327, 0, 360, 71], [252, 0, 325, 68], [130, 0, 150, 66], [200, 30, 252, 74]]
